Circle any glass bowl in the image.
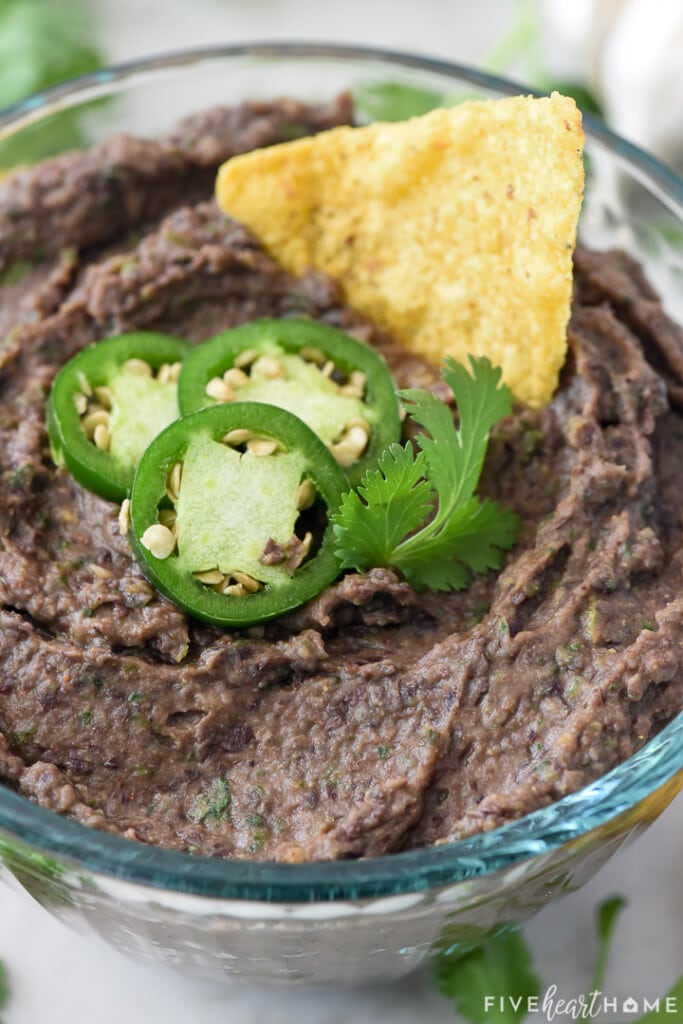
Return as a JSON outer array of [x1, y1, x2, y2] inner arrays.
[[0, 43, 682, 986]]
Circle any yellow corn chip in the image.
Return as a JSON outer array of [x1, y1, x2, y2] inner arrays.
[[216, 93, 584, 408]]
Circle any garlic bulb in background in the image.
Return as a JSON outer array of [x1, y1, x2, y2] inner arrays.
[[542, 0, 683, 170]]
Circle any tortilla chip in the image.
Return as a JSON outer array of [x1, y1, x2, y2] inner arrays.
[[216, 93, 584, 408]]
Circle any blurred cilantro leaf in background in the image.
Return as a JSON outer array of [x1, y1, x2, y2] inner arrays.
[[0, 0, 102, 109], [591, 894, 627, 992], [0, 0, 103, 164], [0, 959, 8, 1024], [354, 81, 449, 122], [435, 928, 540, 1024], [434, 896, 683, 1023], [483, 0, 604, 116]]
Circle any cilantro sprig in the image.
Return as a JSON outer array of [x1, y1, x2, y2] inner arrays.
[[332, 355, 519, 591], [435, 896, 683, 1023], [436, 928, 540, 1024]]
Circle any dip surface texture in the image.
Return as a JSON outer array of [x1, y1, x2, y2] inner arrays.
[[0, 99, 682, 862]]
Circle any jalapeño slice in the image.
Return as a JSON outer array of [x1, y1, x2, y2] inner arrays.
[[47, 332, 190, 502], [128, 403, 347, 627], [177, 318, 401, 485]]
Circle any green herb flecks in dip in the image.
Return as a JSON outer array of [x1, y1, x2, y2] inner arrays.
[[187, 777, 232, 826]]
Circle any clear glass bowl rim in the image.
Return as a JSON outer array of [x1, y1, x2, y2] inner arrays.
[[0, 42, 681, 903]]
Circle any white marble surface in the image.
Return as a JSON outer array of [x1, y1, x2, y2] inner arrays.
[[1, 2, 682, 1020]]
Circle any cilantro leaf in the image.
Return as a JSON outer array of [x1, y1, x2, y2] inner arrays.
[[0, 0, 102, 109], [435, 928, 541, 1024], [332, 355, 519, 591], [0, 959, 9, 1022], [353, 81, 447, 122], [0, 0, 103, 166], [591, 894, 627, 992], [353, 80, 485, 123], [398, 497, 520, 591], [333, 443, 433, 569], [636, 976, 683, 1022], [482, 0, 605, 117], [404, 356, 513, 516], [432, 892, 679, 1024], [544, 81, 604, 117], [588, 896, 683, 1023]]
